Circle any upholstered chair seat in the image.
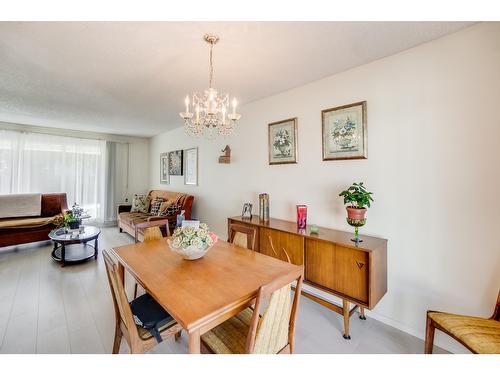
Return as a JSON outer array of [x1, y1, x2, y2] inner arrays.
[[201, 308, 253, 354], [427, 312, 500, 354]]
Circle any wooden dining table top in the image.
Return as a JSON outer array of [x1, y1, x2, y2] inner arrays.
[[111, 238, 303, 333]]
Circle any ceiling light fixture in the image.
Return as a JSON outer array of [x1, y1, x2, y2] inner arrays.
[[179, 34, 241, 137]]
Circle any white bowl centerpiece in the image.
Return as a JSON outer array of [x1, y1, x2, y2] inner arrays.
[[167, 223, 218, 260]]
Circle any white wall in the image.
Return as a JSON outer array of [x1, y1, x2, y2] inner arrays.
[[149, 23, 500, 353]]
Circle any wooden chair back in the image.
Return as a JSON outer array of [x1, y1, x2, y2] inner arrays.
[[229, 223, 257, 250], [134, 219, 170, 243], [245, 268, 303, 354], [492, 289, 500, 321], [103, 250, 138, 341]]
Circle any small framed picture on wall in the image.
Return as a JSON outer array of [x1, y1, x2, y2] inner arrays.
[[268, 117, 298, 165], [184, 147, 198, 186], [322, 101, 367, 160], [168, 150, 184, 175], [160, 152, 169, 184]]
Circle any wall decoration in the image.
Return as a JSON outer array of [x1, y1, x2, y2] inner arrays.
[[184, 147, 198, 185], [168, 150, 184, 175], [218, 145, 231, 164], [160, 152, 169, 184], [268, 118, 298, 165], [241, 203, 252, 219], [322, 101, 367, 160]]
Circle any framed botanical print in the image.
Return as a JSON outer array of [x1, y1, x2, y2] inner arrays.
[[268, 118, 298, 165], [168, 150, 183, 175], [322, 101, 367, 160], [184, 147, 198, 186], [160, 152, 169, 184]]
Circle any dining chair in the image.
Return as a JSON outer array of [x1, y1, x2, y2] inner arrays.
[[425, 289, 500, 354], [229, 223, 257, 250], [133, 219, 170, 297], [103, 250, 182, 354], [200, 268, 304, 354]]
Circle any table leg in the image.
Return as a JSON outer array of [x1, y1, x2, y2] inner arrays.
[[61, 243, 66, 267], [188, 329, 201, 354], [342, 299, 350, 339], [359, 306, 366, 320], [94, 237, 99, 260]]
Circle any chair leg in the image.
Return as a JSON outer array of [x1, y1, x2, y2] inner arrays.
[[424, 313, 435, 354], [112, 324, 123, 354], [175, 330, 182, 341], [133, 283, 138, 298]]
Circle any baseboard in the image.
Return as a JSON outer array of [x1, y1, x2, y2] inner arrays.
[[300, 283, 466, 354]]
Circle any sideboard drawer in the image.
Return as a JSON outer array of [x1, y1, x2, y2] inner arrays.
[[259, 228, 304, 265]]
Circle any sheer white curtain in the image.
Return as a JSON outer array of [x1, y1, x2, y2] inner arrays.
[[104, 141, 129, 223], [0, 130, 106, 223]]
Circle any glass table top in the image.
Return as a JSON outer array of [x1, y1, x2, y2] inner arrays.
[[49, 226, 101, 242]]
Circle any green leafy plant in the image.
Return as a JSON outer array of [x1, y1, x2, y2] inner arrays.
[[63, 211, 78, 224], [339, 182, 374, 209]]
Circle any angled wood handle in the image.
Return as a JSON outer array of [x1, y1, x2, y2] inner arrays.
[[355, 261, 365, 269]]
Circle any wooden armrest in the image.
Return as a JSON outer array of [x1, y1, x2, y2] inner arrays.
[[135, 218, 170, 229]]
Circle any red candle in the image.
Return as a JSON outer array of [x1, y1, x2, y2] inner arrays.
[[296, 205, 307, 229]]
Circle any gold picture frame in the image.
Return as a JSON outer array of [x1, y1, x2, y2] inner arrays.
[[322, 101, 367, 161], [268, 117, 298, 165]]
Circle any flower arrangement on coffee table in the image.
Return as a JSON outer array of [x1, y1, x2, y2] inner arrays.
[[167, 223, 218, 260]]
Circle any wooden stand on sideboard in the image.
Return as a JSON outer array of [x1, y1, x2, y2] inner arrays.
[[227, 216, 388, 339]]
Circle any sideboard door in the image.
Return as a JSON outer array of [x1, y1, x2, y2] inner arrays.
[[334, 246, 369, 304], [259, 228, 304, 265], [305, 239, 369, 305]]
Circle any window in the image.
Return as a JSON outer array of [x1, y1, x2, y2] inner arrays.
[[0, 130, 106, 222]]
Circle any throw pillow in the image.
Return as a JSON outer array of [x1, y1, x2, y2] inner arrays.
[[158, 200, 171, 216], [130, 195, 150, 213], [164, 203, 182, 216], [158, 202, 182, 216], [150, 197, 165, 216]]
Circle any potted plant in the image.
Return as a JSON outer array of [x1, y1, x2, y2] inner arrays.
[[64, 210, 80, 229], [339, 182, 374, 243], [63, 203, 86, 230]]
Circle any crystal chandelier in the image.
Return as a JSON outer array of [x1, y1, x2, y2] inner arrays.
[[179, 34, 241, 137]]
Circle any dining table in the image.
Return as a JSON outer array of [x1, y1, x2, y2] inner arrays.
[[110, 237, 303, 354]]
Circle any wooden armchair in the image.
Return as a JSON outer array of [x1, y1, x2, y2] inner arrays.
[[134, 218, 170, 243], [229, 223, 257, 250], [425, 289, 500, 354], [200, 268, 304, 354], [103, 250, 182, 354]]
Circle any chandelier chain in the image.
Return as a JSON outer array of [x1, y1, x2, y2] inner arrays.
[[209, 42, 214, 88]]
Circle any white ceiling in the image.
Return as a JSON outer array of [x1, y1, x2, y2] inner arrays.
[[0, 22, 474, 137]]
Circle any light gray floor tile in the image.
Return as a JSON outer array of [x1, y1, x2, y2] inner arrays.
[[36, 325, 70, 354]]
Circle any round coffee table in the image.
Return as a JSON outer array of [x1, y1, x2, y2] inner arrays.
[[49, 226, 101, 267]]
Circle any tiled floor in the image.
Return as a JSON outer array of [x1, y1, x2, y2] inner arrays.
[[0, 227, 447, 354]]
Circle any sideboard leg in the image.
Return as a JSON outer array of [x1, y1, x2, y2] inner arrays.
[[359, 306, 367, 320], [342, 299, 351, 339]]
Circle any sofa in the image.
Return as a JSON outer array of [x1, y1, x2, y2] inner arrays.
[[0, 193, 67, 247], [118, 190, 194, 241]]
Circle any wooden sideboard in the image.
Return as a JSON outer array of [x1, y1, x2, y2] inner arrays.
[[227, 215, 388, 339]]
